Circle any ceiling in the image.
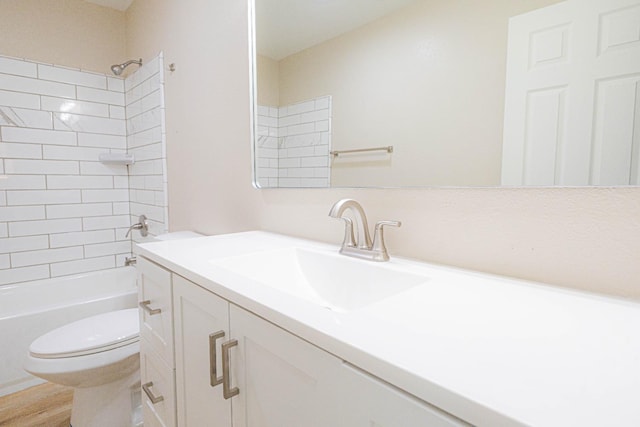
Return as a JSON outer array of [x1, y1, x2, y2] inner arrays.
[[256, 0, 416, 61], [83, 0, 416, 56], [84, 0, 133, 11]]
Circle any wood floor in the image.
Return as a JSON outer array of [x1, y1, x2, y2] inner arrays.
[[0, 382, 72, 427]]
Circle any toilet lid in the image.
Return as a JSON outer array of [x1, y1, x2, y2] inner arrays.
[[29, 308, 140, 358]]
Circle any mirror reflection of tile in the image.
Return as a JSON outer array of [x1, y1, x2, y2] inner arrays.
[[256, 95, 331, 188]]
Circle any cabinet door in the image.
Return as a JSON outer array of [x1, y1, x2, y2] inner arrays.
[[173, 275, 232, 427], [339, 364, 470, 427], [138, 257, 174, 366], [229, 304, 343, 427]]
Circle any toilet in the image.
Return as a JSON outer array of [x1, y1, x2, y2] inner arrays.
[[24, 308, 141, 427], [23, 231, 203, 426]]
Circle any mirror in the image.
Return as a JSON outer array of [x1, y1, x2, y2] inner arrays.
[[252, 0, 640, 188]]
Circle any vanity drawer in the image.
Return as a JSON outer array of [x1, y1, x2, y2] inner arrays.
[[141, 338, 176, 427], [138, 256, 174, 366]]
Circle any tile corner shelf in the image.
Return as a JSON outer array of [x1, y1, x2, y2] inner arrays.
[[98, 153, 135, 165]]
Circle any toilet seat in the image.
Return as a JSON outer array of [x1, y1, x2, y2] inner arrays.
[[29, 308, 139, 359]]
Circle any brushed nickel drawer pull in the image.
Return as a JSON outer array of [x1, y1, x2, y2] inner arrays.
[[221, 339, 239, 399], [142, 381, 164, 404], [139, 300, 161, 315], [209, 331, 225, 387]]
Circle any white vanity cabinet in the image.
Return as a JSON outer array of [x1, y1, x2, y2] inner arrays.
[[168, 266, 467, 427], [229, 304, 346, 427], [338, 364, 468, 427], [137, 232, 640, 427], [172, 274, 231, 426], [172, 275, 344, 426]]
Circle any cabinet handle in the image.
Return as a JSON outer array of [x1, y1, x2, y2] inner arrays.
[[221, 339, 239, 399], [209, 331, 225, 387], [142, 381, 164, 404], [139, 300, 162, 315]]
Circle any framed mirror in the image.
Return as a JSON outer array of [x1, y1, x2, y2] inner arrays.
[[251, 0, 640, 188]]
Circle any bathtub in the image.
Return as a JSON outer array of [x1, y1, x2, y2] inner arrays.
[[0, 267, 138, 396]]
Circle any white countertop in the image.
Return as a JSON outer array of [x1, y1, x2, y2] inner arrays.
[[137, 231, 640, 427]]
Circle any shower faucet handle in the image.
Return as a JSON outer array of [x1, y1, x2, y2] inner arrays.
[[125, 215, 149, 238]]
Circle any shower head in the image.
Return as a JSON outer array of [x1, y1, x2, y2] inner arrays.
[[110, 58, 142, 76]]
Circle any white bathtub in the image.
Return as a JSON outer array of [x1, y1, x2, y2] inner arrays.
[[0, 267, 138, 396]]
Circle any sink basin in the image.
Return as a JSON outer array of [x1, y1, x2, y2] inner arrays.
[[210, 247, 428, 312]]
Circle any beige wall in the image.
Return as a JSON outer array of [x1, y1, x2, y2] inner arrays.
[[256, 54, 279, 106], [256, 187, 640, 300], [0, 0, 125, 73], [271, 0, 561, 187], [125, 0, 640, 300], [125, 0, 261, 235]]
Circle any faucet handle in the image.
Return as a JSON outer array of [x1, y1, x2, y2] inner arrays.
[[376, 220, 401, 229], [125, 214, 149, 238], [371, 220, 401, 262]]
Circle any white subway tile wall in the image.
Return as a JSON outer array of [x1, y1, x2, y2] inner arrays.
[[255, 96, 331, 188], [125, 54, 169, 245], [255, 105, 279, 187], [0, 53, 168, 286]]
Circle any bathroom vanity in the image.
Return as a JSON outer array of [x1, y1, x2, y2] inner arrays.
[[136, 232, 640, 427]]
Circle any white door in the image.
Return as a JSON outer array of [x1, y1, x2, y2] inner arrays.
[[173, 275, 232, 426], [229, 304, 343, 427], [502, 0, 640, 186]]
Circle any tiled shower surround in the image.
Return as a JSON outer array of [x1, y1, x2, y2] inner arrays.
[[125, 55, 169, 245], [255, 96, 331, 188], [0, 54, 167, 286]]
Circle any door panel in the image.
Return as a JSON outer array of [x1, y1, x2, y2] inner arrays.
[[229, 305, 343, 427], [503, 0, 640, 186], [173, 275, 231, 427], [339, 364, 470, 427]]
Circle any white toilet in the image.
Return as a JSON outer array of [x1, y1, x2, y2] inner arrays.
[[23, 232, 203, 426], [24, 308, 141, 427]]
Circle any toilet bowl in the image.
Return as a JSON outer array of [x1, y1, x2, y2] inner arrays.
[[24, 308, 141, 427]]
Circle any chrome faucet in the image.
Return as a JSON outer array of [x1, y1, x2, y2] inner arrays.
[[328, 199, 372, 249], [328, 199, 400, 262]]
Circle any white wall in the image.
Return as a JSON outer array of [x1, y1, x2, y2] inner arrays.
[[0, 46, 168, 286], [0, 55, 131, 285], [126, 0, 261, 235], [125, 54, 169, 243], [126, 0, 639, 300]]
